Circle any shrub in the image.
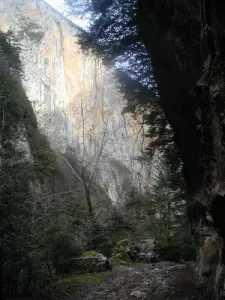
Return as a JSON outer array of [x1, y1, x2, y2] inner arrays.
[[110, 239, 133, 265]]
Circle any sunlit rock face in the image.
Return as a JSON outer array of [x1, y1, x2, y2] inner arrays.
[[0, 0, 151, 202]]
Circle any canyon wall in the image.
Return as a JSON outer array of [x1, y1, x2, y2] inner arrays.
[[0, 0, 151, 202]]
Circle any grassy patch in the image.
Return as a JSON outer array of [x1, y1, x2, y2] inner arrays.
[[58, 272, 111, 285], [46, 272, 111, 300]]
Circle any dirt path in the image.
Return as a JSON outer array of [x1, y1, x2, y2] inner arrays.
[[71, 261, 204, 300]]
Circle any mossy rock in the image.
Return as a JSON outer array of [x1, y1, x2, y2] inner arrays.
[[80, 250, 98, 258], [76, 252, 112, 273]]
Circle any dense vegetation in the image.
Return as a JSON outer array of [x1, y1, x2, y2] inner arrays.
[[0, 32, 102, 298]]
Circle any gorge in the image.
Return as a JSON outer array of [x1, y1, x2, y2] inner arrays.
[[1, 0, 225, 300]]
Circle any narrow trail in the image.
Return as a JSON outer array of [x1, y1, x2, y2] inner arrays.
[[71, 262, 203, 300]]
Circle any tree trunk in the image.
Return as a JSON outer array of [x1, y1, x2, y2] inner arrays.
[[85, 185, 93, 217]]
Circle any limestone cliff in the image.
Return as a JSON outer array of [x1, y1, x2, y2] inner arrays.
[[0, 0, 151, 203]]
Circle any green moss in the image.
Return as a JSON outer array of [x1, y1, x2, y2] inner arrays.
[[80, 250, 98, 258]]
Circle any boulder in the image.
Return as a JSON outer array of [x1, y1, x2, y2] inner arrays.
[[135, 239, 156, 252], [136, 252, 158, 263], [128, 239, 159, 263], [76, 252, 112, 273]]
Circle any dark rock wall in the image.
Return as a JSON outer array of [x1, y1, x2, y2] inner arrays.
[[136, 0, 225, 298]]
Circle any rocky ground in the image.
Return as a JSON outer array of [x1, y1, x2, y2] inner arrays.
[[68, 262, 205, 300]]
